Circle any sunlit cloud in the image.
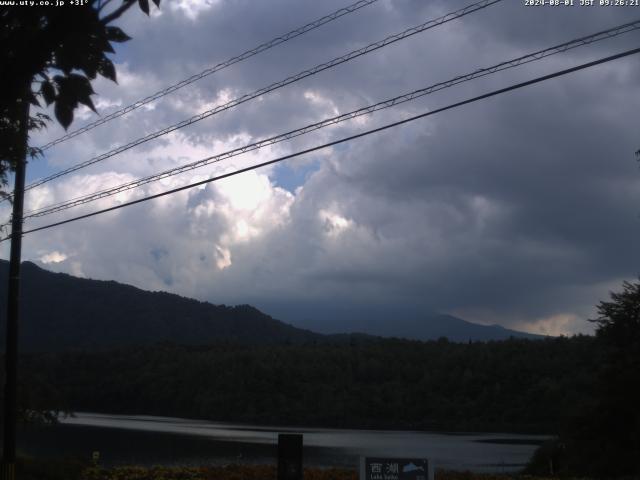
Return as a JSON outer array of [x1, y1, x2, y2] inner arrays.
[[39, 251, 68, 264], [3, 0, 638, 335]]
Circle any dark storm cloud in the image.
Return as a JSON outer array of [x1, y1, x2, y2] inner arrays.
[[11, 0, 640, 335], [293, 41, 640, 324]]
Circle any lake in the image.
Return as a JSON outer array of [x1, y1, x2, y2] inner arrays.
[[16, 412, 550, 473]]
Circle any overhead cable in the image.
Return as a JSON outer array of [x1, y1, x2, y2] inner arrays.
[[37, 0, 381, 151], [19, 0, 502, 194], [22, 19, 640, 220], [5, 45, 638, 242]]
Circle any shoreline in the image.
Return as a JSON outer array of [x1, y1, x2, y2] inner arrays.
[[59, 411, 556, 437]]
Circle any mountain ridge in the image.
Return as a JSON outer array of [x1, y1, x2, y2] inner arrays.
[[0, 260, 541, 351], [0, 260, 322, 351], [261, 303, 543, 342]]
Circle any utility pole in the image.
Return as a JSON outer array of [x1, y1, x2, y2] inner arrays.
[[1, 89, 30, 480]]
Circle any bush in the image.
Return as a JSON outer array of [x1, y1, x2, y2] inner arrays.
[[16, 455, 87, 480]]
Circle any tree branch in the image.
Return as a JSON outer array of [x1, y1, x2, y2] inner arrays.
[[98, 0, 116, 13], [100, 0, 136, 25]]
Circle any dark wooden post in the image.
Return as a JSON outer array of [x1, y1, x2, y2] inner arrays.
[[277, 433, 303, 480], [1, 87, 30, 480]]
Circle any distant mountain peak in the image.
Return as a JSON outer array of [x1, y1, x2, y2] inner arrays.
[[0, 260, 542, 352]]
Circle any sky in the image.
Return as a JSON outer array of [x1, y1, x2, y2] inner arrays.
[[2, 0, 640, 336]]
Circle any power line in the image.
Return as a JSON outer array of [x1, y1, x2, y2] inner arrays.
[[5, 45, 638, 242], [21, 19, 640, 220], [19, 0, 502, 194], [37, 0, 381, 152]]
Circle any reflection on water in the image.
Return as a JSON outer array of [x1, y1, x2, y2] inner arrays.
[[17, 412, 549, 473]]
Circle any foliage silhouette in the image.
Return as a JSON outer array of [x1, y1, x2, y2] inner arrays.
[[528, 280, 640, 478], [0, 0, 160, 193]]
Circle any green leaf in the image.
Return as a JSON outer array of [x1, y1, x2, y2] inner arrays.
[[151, 0, 160, 6], [41, 81, 56, 106], [54, 101, 74, 130], [97, 57, 117, 82], [67, 73, 95, 97], [78, 95, 97, 114], [99, 36, 116, 54], [106, 26, 131, 43], [138, 0, 149, 15], [82, 54, 101, 80], [54, 74, 97, 115]]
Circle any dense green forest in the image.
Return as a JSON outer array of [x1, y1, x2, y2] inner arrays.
[[14, 335, 597, 433]]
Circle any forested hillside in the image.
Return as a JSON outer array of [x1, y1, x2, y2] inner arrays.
[[0, 261, 540, 351], [0, 261, 320, 351], [17, 335, 597, 433]]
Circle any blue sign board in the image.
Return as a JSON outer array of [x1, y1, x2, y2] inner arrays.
[[360, 457, 433, 480]]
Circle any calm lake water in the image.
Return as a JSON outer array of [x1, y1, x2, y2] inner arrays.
[[17, 412, 550, 473]]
